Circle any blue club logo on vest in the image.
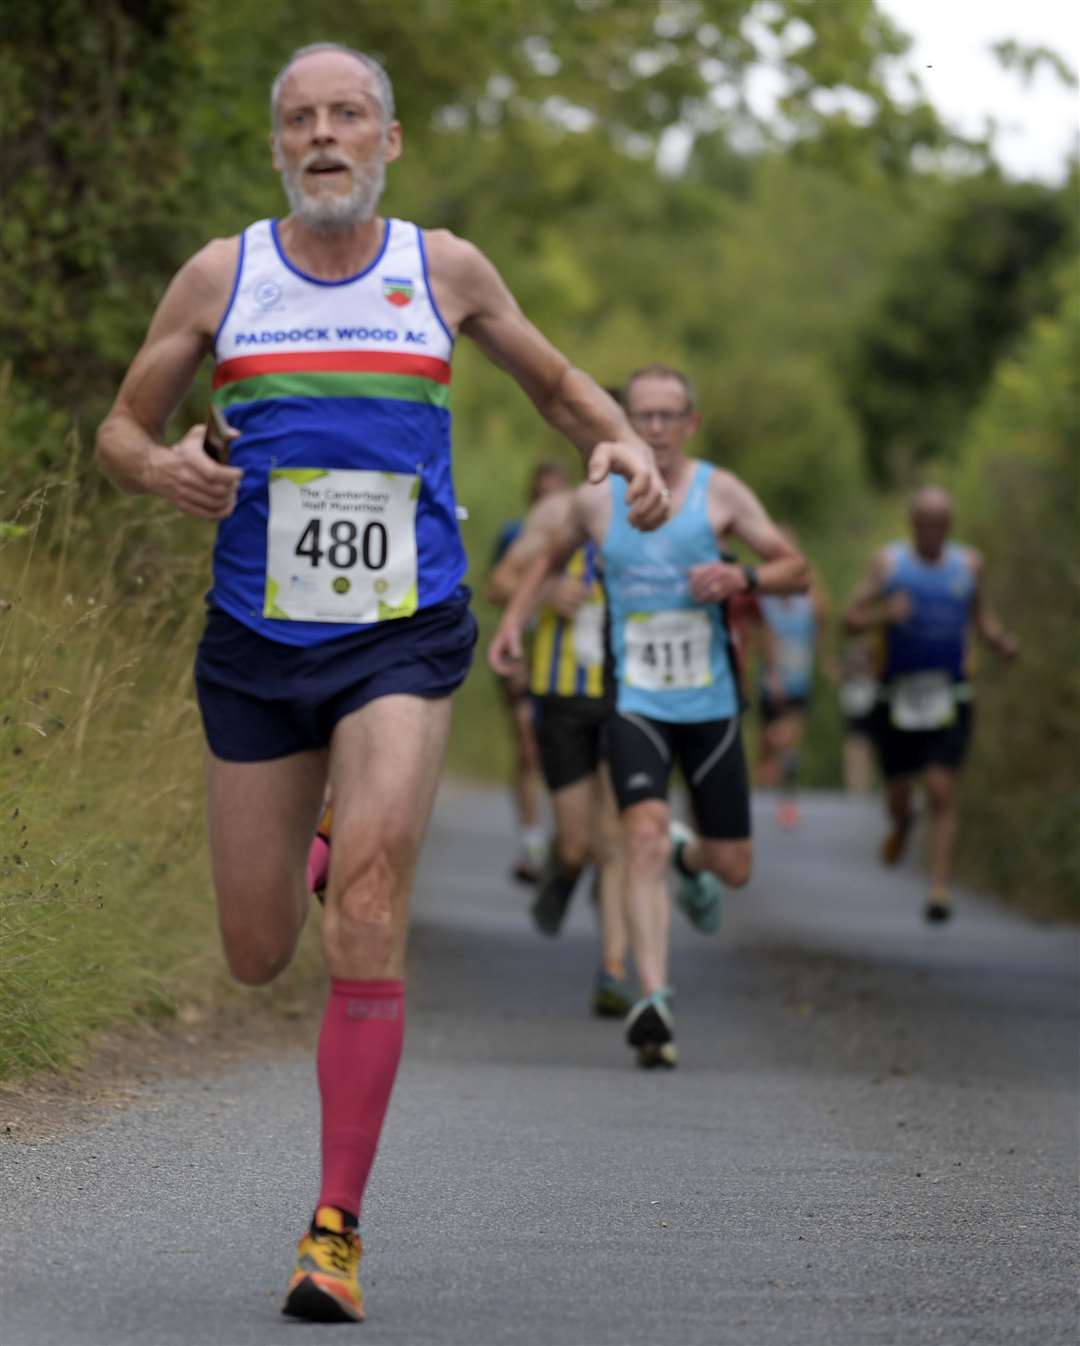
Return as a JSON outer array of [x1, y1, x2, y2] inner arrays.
[[252, 278, 284, 312], [382, 277, 414, 307]]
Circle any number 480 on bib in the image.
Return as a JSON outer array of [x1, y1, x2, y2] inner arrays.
[[294, 518, 389, 571]]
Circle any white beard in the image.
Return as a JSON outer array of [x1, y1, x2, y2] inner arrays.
[[280, 151, 386, 234]]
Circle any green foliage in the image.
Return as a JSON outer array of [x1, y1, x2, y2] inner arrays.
[[992, 39, 1078, 91], [701, 356, 863, 533], [846, 173, 1077, 484], [0, 366, 74, 501], [950, 272, 1080, 914], [1, 0, 1077, 1079], [0, 0, 199, 404]]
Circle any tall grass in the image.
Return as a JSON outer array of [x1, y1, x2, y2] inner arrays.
[[0, 419, 334, 1082], [0, 440, 223, 1077]]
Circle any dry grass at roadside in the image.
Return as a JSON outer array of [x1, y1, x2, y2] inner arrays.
[[0, 454, 327, 1084]]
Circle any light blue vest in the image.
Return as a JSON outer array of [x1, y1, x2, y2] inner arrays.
[[760, 594, 816, 697], [602, 462, 737, 723]]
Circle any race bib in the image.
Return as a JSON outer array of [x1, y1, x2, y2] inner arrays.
[[890, 672, 955, 731], [624, 609, 713, 691], [839, 676, 878, 719], [264, 468, 419, 623], [571, 601, 605, 669], [779, 641, 813, 686]]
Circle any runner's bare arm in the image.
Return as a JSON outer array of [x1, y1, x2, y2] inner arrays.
[[691, 473, 808, 602], [970, 553, 1019, 658], [487, 495, 589, 675], [844, 550, 906, 632], [424, 231, 667, 530], [485, 492, 576, 606], [95, 239, 243, 521]]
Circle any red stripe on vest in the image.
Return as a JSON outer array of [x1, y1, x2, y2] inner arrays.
[[213, 350, 451, 389]]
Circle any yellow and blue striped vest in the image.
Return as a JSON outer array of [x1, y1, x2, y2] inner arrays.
[[529, 544, 606, 699]]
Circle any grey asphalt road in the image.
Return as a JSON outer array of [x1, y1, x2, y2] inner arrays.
[[2, 785, 1077, 1346]]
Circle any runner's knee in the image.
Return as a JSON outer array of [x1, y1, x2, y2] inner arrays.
[[701, 841, 751, 888], [622, 804, 669, 872], [925, 781, 956, 814], [328, 836, 411, 960], [221, 930, 298, 986], [719, 854, 752, 888], [330, 893, 396, 964]]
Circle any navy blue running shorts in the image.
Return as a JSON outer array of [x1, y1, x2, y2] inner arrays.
[[194, 593, 477, 762]]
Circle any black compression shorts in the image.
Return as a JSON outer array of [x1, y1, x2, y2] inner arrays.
[[533, 695, 611, 792], [606, 711, 750, 840]]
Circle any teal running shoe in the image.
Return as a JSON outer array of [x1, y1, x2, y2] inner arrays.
[[669, 820, 723, 934], [592, 968, 633, 1019]]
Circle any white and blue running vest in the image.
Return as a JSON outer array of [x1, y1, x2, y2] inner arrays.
[[602, 462, 737, 723], [209, 217, 465, 645]]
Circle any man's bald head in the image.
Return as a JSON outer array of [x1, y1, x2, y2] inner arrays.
[[909, 485, 953, 559], [270, 43, 395, 129], [910, 485, 953, 521]]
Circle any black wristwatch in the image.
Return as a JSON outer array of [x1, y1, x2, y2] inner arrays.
[[741, 564, 760, 593]]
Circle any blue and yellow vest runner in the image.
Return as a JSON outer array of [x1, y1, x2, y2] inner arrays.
[[602, 462, 737, 723], [529, 543, 607, 699], [210, 217, 466, 645]]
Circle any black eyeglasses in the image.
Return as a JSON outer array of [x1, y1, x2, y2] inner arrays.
[[628, 408, 691, 428]]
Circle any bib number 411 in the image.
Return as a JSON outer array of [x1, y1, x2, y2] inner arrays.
[[624, 609, 713, 691]]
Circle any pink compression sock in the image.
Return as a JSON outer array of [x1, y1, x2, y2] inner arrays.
[[306, 834, 331, 894], [316, 978, 405, 1220]]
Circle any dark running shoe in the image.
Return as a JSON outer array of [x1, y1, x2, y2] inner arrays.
[[592, 968, 633, 1018], [924, 891, 953, 924], [625, 991, 677, 1069], [530, 849, 579, 936]]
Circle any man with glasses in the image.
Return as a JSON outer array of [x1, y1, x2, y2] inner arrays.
[[490, 363, 808, 1067]]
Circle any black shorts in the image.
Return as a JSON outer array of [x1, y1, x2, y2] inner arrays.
[[759, 693, 810, 725], [844, 711, 876, 738], [533, 694, 612, 792], [195, 595, 477, 762], [869, 700, 974, 780], [606, 712, 750, 841]]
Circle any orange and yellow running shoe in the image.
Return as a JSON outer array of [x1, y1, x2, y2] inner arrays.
[[282, 1205, 365, 1323]]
